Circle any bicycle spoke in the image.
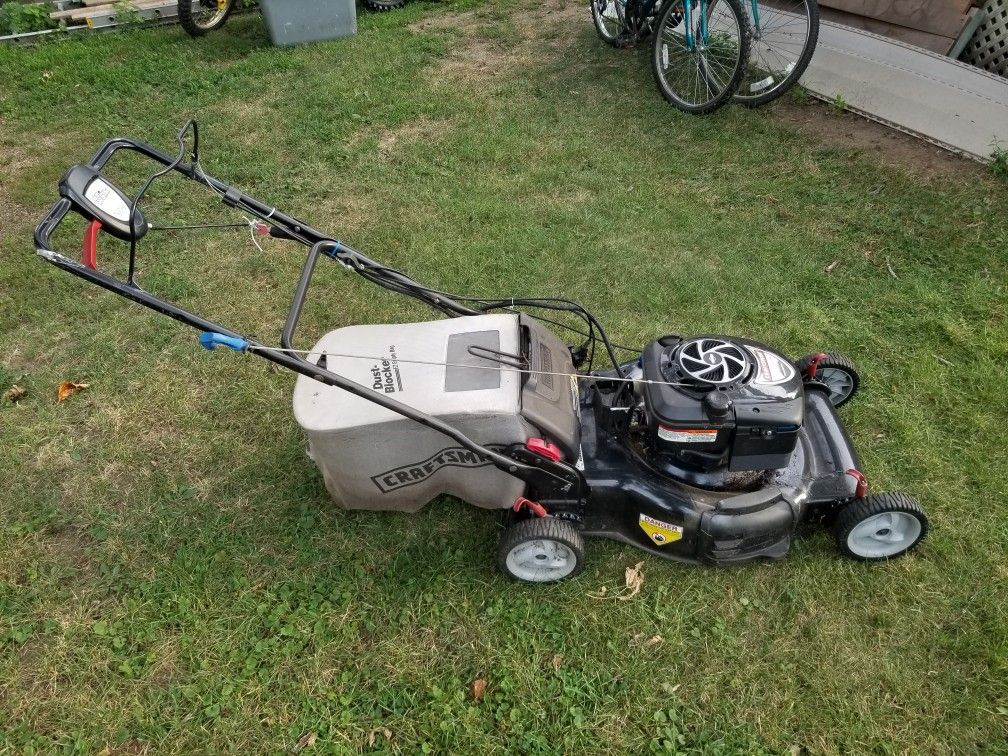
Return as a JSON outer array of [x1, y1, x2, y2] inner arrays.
[[737, 0, 816, 103]]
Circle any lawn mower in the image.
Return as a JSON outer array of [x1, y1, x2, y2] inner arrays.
[[34, 123, 929, 582]]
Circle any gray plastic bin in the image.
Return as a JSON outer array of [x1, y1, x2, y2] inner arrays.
[[259, 0, 356, 46]]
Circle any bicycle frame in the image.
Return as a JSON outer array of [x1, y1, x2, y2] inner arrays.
[[749, 0, 761, 32], [635, 0, 710, 49], [33, 132, 588, 504]]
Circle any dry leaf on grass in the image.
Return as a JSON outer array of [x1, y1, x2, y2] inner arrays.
[[620, 561, 645, 600], [3, 385, 26, 402], [367, 727, 392, 747], [470, 678, 487, 701], [589, 562, 645, 601], [631, 633, 664, 648], [56, 381, 89, 402], [292, 731, 316, 753], [824, 260, 841, 273]]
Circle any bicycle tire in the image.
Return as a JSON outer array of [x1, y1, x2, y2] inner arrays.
[[362, 0, 406, 11], [592, 0, 628, 47], [178, 0, 235, 36], [651, 0, 750, 115], [734, 0, 819, 107]]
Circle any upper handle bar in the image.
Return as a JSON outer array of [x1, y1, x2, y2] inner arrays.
[[32, 133, 588, 505]]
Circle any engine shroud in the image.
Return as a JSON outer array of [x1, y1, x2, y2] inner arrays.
[[641, 336, 804, 472]]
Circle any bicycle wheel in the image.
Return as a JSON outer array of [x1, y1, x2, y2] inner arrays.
[[734, 0, 819, 106], [592, 0, 628, 46], [178, 0, 235, 36], [651, 0, 750, 115]]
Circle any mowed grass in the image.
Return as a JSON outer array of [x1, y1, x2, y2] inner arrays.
[[1, 1, 1007, 752]]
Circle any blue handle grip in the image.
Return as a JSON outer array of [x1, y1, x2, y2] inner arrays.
[[199, 332, 248, 352]]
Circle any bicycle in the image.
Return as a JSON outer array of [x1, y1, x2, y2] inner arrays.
[[178, 0, 235, 36], [734, 0, 819, 106], [592, 0, 751, 115]]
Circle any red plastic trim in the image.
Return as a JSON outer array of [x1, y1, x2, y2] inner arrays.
[[845, 468, 868, 498], [82, 219, 101, 270], [805, 352, 829, 381], [526, 437, 562, 462], [512, 496, 548, 518]]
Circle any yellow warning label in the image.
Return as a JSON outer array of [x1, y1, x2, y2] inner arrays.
[[639, 514, 683, 546]]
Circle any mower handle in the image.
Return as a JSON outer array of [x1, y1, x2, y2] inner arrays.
[[33, 133, 589, 506]]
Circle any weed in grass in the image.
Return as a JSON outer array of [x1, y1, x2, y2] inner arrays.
[[990, 140, 1008, 179]]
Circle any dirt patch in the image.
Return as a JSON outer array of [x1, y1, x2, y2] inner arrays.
[[411, 0, 586, 86], [0, 121, 60, 235], [206, 96, 277, 148], [770, 98, 983, 180], [44, 526, 99, 585], [314, 191, 371, 236], [377, 117, 453, 159]]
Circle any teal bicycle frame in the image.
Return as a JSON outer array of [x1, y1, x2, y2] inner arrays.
[[633, 0, 710, 49]]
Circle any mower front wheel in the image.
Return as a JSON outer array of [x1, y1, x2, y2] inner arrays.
[[498, 517, 585, 583], [834, 493, 929, 560], [797, 352, 860, 407]]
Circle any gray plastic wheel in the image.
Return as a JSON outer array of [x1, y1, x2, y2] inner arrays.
[[498, 517, 585, 583], [835, 493, 928, 560]]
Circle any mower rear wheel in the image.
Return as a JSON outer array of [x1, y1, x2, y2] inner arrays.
[[498, 517, 585, 583], [797, 352, 859, 407], [834, 493, 929, 560]]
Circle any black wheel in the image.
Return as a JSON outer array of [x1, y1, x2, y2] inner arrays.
[[797, 352, 859, 407], [498, 517, 585, 583], [653, 0, 749, 115], [834, 493, 929, 561], [734, 0, 819, 107], [592, 0, 629, 47], [362, 0, 406, 11], [177, 0, 235, 36], [651, 0, 750, 114]]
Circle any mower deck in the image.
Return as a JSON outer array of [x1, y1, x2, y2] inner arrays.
[[578, 381, 861, 564]]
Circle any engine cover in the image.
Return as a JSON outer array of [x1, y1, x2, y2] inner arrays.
[[641, 336, 803, 472]]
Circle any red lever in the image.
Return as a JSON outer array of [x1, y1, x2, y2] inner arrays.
[[805, 352, 829, 381], [526, 437, 562, 462], [845, 468, 868, 498], [82, 220, 101, 270], [513, 496, 548, 518]]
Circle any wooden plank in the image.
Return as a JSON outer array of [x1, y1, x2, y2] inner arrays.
[[65, 0, 174, 21], [50, 2, 115, 20], [819, 6, 957, 51], [818, 0, 971, 37]]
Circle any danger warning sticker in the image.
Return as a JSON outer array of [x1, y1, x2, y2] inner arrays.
[[638, 514, 683, 546], [657, 426, 718, 444]]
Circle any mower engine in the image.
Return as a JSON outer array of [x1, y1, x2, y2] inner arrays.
[[638, 336, 804, 474]]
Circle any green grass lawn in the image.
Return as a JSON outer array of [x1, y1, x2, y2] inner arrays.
[[1, 1, 1007, 752]]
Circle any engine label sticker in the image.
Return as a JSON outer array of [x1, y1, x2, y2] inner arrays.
[[639, 514, 683, 546], [371, 445, 505, 493], [658, 426, 718, 443]]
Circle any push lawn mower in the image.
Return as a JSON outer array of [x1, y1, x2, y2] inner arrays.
[[34, 123, 929, 582]]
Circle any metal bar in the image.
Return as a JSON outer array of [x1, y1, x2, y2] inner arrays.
[[33, 137, 586, 500]]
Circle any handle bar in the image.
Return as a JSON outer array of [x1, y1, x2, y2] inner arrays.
[[33, 133, 588, 506]]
